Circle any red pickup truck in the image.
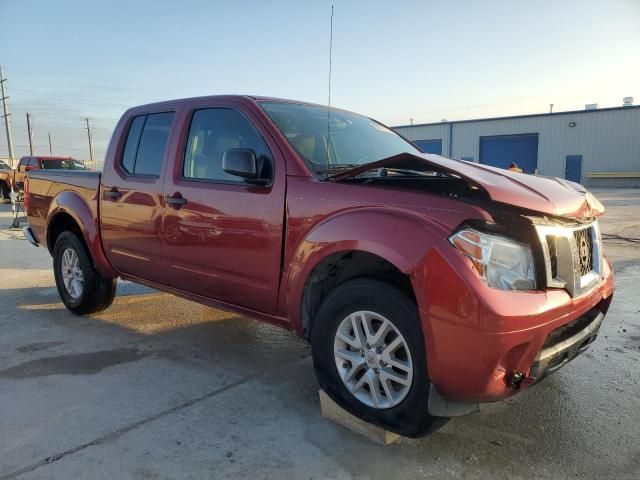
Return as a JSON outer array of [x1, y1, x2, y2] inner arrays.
[[23, 95, 614, 437], [0, 156, 86, 200]]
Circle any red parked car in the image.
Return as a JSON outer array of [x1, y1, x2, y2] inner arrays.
[[23, 96, 614, 437]]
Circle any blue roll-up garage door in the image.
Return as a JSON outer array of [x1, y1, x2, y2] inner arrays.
[[479, 134, 538, 173], [414, 139, 442, 155]]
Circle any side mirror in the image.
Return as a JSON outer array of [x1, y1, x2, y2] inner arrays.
[[222, 148, 270, 186], [25, 166, 37, 172]]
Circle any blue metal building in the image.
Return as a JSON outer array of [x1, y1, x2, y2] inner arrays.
[[393, 104, 640, 188]]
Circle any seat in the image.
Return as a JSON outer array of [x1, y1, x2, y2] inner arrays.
[[290, 134, 328, 168], [191, 133, 241, 181], [290, 135, 316, 161]]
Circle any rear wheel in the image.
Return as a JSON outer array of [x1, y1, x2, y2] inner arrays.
[[311, 278, 448, 437], [53, 232, 117, 315]]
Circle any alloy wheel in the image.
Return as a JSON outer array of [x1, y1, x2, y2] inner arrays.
[[333, 310, 413, 409], [61, 247, 84, 299]]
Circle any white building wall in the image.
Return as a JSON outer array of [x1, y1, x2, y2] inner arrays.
[[394, 107, 640, 187], [397, 123, 451, 154]]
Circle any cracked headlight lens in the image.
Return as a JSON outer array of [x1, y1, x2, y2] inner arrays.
[[449, 229, 536, 291]]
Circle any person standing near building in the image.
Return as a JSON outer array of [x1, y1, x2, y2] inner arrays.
[[508, 162, 523, 173]]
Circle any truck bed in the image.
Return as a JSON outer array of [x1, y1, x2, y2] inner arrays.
[[26, 170, 101, 250]]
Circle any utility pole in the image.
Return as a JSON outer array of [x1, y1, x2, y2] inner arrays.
[[0, 65, 16, 165], [26, 113, 34, 155], [85, 118, 94, 162], [48, 132, 53, 155], [549, 103, 554, 114]]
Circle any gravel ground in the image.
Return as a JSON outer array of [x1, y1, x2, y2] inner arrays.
[[0, 189, 638, 479]]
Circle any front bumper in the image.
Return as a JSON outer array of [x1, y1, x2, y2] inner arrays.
[[529, 302, 605, 382], [413, 245, 614, 407]]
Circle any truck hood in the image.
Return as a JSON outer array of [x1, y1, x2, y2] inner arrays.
[[329, 152, 604, 219]]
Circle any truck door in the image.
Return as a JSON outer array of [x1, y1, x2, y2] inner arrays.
[[100, 111, 175, 284], [162, 103, 286, 314]]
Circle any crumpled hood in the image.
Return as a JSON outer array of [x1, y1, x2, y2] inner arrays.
[[329, 152, 604, 219]]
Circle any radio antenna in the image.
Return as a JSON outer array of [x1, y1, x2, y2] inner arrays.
[[326, 4, 334, 176]]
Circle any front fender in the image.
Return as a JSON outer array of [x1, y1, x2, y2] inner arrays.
[[281, 207, 453, 333], [47, 191, 116, 277]]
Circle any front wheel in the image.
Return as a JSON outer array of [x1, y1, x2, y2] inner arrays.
[[53, 231, 117, 315], [311, 278, 447, 438]]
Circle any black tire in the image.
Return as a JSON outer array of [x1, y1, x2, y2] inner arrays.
[[312, 278, 448, 438], [53, 231, 117, 315], [0, 182, 9, 203]]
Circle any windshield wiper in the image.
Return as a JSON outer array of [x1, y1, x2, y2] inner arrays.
[[377, 167, 446, 178], [322, 163, 362, 176], [326, 152, 457, 182], [328, 164, 449, 182]]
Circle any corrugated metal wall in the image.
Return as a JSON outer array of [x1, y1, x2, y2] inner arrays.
[[394, 107, 640, 187]]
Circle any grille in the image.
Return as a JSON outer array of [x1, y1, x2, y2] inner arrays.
[[534, 220, 601, 297], [573, 228, 593, 277], [546, 235, 558, 278]]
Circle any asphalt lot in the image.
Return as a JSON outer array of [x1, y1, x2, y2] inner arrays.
[[1, 189, 639, 479]]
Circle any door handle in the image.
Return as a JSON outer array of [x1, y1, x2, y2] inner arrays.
[[165, 193, 187, 207], [106, 188, 121, 200]]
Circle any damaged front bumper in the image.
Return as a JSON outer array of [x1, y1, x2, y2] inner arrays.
[[529, 302, 605, 382], [427, 296, 611, 417]]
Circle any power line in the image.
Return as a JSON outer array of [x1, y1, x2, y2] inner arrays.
[[9, 114, 120, 125], [7, 87, 131, 109], [7, 144, 106, 151], [12, 107, 120, 117]]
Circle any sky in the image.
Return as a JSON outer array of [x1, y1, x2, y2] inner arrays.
[[1, 0, 639, 161]]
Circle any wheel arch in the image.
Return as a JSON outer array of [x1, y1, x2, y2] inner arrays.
[[47, 211, 85, 255], [298, 249, 415, 340], [46, 191, 116, 277], [282, 207, 448, 337]]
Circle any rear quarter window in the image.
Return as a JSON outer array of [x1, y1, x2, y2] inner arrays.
[[122, 116, 146, 173]]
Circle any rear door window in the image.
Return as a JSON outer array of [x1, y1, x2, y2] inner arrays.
[[121, 112, 174, 176]]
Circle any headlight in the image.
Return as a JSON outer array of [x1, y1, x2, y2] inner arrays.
[[449, 229, 536, 291]]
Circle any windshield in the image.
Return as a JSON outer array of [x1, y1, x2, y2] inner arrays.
[[260, 102, 420, 176], [0, 161, 9, 170], [41, 159, 86, 170]]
